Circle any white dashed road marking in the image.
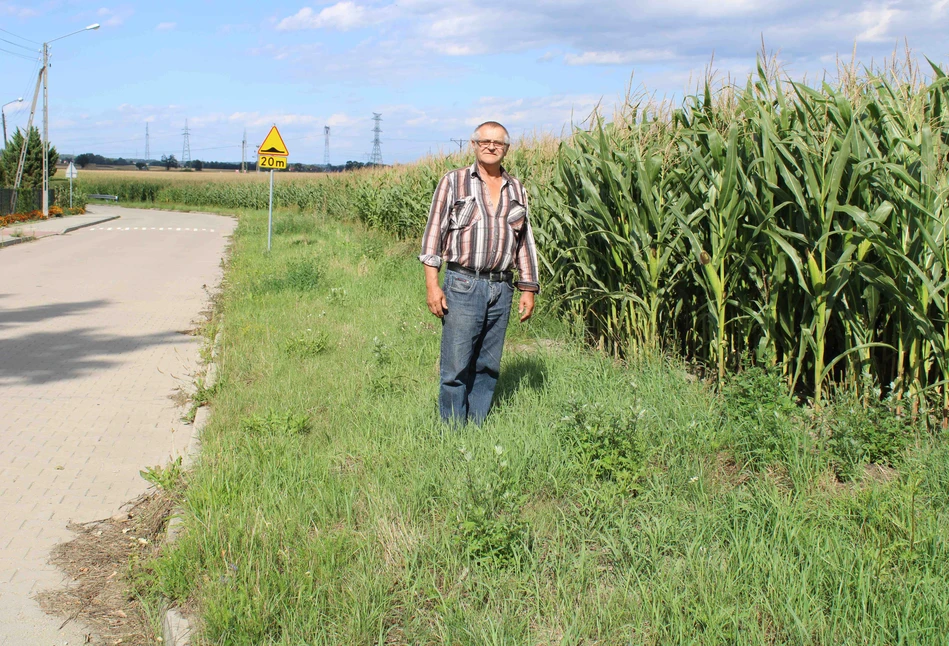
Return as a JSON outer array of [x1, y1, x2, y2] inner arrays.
[[84, 226, 220, 234]]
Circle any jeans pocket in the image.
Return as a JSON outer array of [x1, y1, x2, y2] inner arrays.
[[447, 274, 475, 294]]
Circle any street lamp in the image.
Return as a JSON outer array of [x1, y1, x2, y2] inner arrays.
[[42, 23, 99, 217], [2, 98, 23, 147]]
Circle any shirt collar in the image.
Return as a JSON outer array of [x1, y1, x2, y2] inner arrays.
[[470, 162, 511, 186]]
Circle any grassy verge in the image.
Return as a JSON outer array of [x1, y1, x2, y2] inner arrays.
[[139, 204, 949, 645]]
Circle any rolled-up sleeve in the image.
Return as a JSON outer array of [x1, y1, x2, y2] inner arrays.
[[513, 186, 540, 293], [419, 173, 453, 268]]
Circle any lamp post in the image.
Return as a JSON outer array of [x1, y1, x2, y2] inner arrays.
[[2, 98, 23, 147], [42, 23, 99, 218]]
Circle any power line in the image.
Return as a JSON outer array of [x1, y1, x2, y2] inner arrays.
[[0, 36, 37, 51], [0, 47, 40, 61], [0, 27, 39, 44], [145, 122, 149, 161]]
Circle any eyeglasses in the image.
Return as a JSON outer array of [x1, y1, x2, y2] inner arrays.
[[473, 139, 509, 149]]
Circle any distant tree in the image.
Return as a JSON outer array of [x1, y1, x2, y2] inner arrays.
[[74, 153, 93, 168], [192, 159, 204, 171], [136, 161, 147, 170], [161, 154, 179, 170], [0, 126, 58, 188]]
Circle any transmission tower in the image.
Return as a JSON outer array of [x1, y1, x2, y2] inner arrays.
[[181, 119, 191, 166], [323, 126, 331, 167], [369, 113, 383, 165], [145, 123, 150, 163], [241, 129, 247, 173], [450, 138, 466, 152]]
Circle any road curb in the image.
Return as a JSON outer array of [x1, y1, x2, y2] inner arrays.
[[162, 607, 193, 646], [62, 214, 121, 233], [161, 317, 224, 646], [0, 235, 36, 249]]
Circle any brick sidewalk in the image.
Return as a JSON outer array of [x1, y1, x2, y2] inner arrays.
[[0, 207, 235, 644]]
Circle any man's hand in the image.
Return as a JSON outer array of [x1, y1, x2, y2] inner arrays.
[[424, 264, 447, 318], [518, 291, 535, 322], [427, 284, 448, 318]]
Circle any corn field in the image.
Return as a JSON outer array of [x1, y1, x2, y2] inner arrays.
[[80, 59, 949, 412], [534, 59, 949, 415]]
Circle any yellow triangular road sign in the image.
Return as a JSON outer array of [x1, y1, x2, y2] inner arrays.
[[258, 125, 289, 156]]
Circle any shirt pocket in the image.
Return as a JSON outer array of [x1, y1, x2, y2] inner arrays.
[[449, 196, 478, 230], [506, 201, 527, 233]]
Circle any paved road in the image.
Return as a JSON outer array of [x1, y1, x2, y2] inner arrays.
[[0, 206, 235, 644]]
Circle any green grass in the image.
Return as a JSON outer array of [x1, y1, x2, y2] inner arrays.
[[139, 204, 949, 645]]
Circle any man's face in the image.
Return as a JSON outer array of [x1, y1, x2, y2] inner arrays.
[[472, 126, 509, 166]]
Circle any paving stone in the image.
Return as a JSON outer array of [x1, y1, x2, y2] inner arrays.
[[0, 206, 234, 645]]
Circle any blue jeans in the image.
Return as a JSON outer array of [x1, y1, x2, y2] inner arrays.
[[439, 269, 514, 425]]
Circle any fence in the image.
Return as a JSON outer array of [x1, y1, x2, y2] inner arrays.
[[0, 188, 55, 217]]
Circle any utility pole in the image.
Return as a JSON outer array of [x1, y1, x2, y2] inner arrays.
[[39, 24, 99, 217], [323, 126, 330, 167], [2, 98, 23, 147], [145, 122, 150, 163], [181, 119, 191, 167], [369, 113, 383, 165], [241, 129, 247, 173], [42, 42, 48, 217], [450, 138, 466, 152]]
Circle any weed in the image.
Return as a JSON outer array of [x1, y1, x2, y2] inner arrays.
[[362, 240, 385, 260], [826, 388, 914, 481], [722, 364, 801, 470], [284, 329, 329, 358], [557, 401, 648, 489], [257, 256, 323, 293], [240, 409, 311, 436], [140, 456, 184, 491], [372, 336, 392, 366], [454, 445, 530, 566], [183, 377, 220, 423], [328, 287, 348, 304]]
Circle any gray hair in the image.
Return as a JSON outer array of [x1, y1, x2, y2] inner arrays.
[[471, 121, 510, 144]]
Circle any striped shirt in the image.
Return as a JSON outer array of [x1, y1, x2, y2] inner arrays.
[[419, 163, 540, 292]]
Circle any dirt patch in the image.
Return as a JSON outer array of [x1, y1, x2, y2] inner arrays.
[[36, 490, 176, 645]]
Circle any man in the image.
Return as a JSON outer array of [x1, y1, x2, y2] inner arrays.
[[419, 121, 540, 425]]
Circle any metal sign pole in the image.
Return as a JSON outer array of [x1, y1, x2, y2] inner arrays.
[[69, 176, 73, 208], [267, 169, 274, 251]]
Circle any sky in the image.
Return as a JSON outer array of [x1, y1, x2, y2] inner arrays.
[[0, 1, 948, 166]]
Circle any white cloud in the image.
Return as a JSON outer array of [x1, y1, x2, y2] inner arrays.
[[156, 22, 176, 31], [0, 2, 38, 18], [277, 2, 393, 31], [565, 49, 676, 66], [856, 3, 900, 42], [97, 6, 133, 28]]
